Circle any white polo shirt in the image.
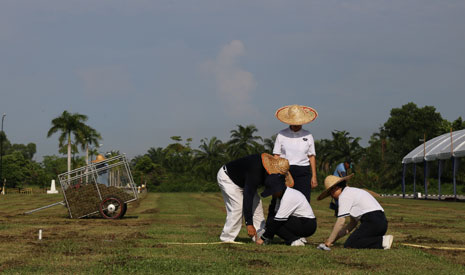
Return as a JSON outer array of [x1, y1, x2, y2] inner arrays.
[[337, 187, 384, 220], [273, 127, 316, 166], [274, 188, 315, 221]]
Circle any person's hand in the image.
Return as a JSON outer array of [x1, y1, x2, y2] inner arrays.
[[324, 240, 333, 247], [311, 176, 318, 189], [317, 243, 331, 251], [256, 238, 264, 245], [247, 225, 257, 237]]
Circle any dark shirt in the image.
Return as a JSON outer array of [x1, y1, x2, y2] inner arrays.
[[225, 154, 267, 226]]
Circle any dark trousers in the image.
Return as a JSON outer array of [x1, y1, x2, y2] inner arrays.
[[277, 216, 317, 245], [344, 210, 387, 249], [289, 165, 311, 202]]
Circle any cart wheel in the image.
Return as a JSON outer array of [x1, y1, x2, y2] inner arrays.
[[99, 197, 124, 219], [120, 203, 128, 218]]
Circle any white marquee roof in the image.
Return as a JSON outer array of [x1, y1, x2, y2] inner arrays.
[[402, 129, 465, 164]]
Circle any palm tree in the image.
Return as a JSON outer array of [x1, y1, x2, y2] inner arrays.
[[263, 134, 277, 154], [325, 130, 364, 170], [227, 124, 263, 159], [77, 125, 102, 166], [194, 137, 226, 180], [47, 111, 88, 173]]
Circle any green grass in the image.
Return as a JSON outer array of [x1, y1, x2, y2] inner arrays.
[[0, 192, 464, 274]]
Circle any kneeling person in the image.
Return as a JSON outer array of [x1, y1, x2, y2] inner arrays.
[[317, 174, 393, 249], [256, 174, 317, 246]]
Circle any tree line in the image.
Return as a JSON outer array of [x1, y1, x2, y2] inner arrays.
[[0, 103, 464, 193]]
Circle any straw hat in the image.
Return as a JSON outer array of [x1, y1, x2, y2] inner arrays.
[[317, 174, 354, 200], [91, 154, 106, 163], [275, 105, 318, 125], [261, 153, 294, 187]]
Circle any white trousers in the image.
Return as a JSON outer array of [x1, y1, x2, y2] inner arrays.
[[217, 167, 265, 242]]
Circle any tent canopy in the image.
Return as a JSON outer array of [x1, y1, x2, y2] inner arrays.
[[402, 129, 465, 164]]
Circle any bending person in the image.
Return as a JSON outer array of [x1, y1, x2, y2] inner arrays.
[[317, 174, 393, 249], [217, 153, 293, 243], [256, 174, 316, 246]]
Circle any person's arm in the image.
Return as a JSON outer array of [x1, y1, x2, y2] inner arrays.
[[309, 155, 317, 189], [243, 182, 257, 237], [346, 217, 358, 233], [325, 217, 348, 246]]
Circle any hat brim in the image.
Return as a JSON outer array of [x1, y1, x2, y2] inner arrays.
[[275, 105, 318, 125], [261, 153, 294, 187], [317, 174, 354, 200]]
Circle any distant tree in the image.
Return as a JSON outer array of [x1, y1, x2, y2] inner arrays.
[[47, 111, 88, 173], [227, 125, 263, 159], [263, 134, 277, 154], [383, 102, 445, 158], [194, 137, 226, 180], [451, 116, 465, 131], [132, 155, 166, 188], [5, 143, 36, 160], [2, 151, 31, 188], [77, 125, 102, 167]]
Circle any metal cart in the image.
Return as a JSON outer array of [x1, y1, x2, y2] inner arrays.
[[26, 154, 138, 219]]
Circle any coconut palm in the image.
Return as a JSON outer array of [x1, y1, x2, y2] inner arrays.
[[227, 124, 263, 159], [77, 125, 102, 166], [47, 111, 88, 173], [194, 137, 226, 180]]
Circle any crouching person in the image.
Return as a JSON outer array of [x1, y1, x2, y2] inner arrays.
[[317, 174, 393, 250], [256, 174, 317, 246]]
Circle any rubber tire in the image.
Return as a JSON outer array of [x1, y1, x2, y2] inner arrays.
[[99, 196, 124, 219], [120, 203, 128, 219]]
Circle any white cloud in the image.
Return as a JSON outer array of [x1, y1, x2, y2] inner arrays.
[[202, 40, 258, 117], [76, 65, 132, 97]]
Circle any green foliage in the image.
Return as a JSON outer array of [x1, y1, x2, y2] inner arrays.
[[2, 151, 32, 188]]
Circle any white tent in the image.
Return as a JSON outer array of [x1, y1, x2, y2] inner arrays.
[[401, 129, 465, 200], [402, 129, 465, 164]]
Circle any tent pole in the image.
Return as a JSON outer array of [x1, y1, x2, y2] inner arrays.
[[402, 163, 406, 199], [452, 157, 457, 201], [423, 160, 428, 199], [438, 160, 442, 201], [413, 163, 417, 198]]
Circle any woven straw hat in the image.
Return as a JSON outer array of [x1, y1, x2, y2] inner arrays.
[[91, 154, 106, 163], [275, 105, 318, 125], [261, 153, 294, 187], [317, 174, 354, 200]]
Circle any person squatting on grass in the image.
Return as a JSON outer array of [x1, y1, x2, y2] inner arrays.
[[256, 173, 317, 246], [217, 153, 294, 243], [317, 174, 393, 250]]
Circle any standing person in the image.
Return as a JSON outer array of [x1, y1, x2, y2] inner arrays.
[[333, 160, 352, 177], [317, 174, 393, 250], [256, 174, 317, 246], [217, 153, 293, 243], [92, 154, 109, 186], [273, 104, 318, 202]]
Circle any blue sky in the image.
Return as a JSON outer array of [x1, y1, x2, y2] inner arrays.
[[1, 0, 464, 161]]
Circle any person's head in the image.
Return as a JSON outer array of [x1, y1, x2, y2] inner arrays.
[[344, 160, 352, 170], [261, 153, 294, 187], [329, 180, 347, 199], [261, 174, 287, 198], [290, 125, 302, 132], [275, 104, 318, 126], [317, 174, 354, 201]]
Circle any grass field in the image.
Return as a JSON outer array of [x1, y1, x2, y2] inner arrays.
[[0, 191, 464, 274]]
